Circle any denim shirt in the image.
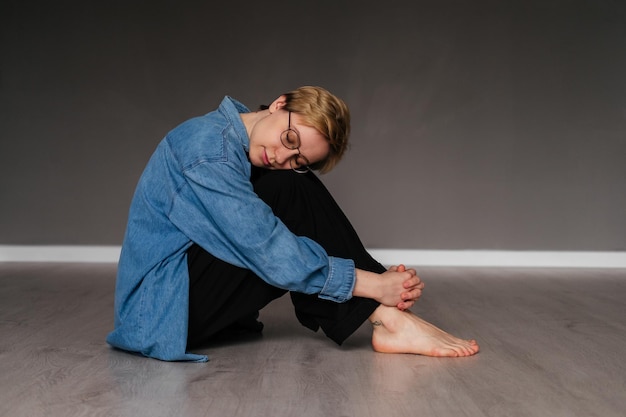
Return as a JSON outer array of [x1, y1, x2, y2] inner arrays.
[[106, 97, 356, 362]]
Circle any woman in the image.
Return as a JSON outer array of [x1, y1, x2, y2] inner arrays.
[[107, 86, 479, 362]]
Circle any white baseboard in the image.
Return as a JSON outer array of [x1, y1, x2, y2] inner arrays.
[[1, 245, 625, 268], [367, 249, 626, 268], [0, 246, 121, 263]]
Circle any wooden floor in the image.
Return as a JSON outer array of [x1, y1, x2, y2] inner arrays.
[[0, 263, 625, 417]]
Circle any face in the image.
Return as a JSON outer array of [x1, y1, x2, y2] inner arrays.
[[248, 109, 330, 171]]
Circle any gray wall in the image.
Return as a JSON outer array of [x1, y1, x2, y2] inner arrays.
[[1, 0, 625, 250]]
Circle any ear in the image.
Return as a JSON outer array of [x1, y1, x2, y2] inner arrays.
[[269, 95, 288, 112]]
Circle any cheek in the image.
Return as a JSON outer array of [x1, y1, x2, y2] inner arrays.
[[248, 136, 264, 163], [250, 148, 264, 167]]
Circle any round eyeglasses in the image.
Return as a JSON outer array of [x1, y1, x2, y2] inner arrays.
[[280, 112, 310, 173]]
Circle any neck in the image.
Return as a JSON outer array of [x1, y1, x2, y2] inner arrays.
[[240, 109, 271, 137]]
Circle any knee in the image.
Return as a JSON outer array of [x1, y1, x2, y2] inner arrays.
[[252, 169, 320, 208]]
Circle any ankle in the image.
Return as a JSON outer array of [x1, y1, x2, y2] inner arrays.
[[369, 305, 403, 331]]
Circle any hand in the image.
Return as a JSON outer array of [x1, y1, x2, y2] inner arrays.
[[383, 264, 424, 310], [353, 266, 425, 310]]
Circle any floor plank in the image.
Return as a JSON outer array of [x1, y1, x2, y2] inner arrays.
[[1, 263, 625, 417]]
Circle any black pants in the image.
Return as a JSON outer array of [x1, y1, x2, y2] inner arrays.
[[186, 168, 385, 350]]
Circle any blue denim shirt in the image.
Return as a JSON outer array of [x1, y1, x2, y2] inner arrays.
[[106, 97, 356, 362]]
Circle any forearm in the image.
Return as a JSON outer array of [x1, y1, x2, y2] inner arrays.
[[353, 268, 383, 300]]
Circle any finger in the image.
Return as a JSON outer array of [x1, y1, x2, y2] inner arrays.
[[403, 275, 423, 288], [398, 265, 417, 276], [387, 265, 398, 272], [402, 275, 421, 289], [402, 288, 423, 301], [397, 300, 415, 310], [408, 280, 425, 290]]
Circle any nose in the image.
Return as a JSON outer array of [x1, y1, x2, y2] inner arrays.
[[274, 147, 299, 167]]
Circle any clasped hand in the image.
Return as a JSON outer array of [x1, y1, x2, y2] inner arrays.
[[381, 264, 424, 310]]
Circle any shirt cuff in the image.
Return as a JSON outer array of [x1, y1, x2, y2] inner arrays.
[[318, 257, 355, 303]]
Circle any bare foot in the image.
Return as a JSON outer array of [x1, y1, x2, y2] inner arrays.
[[370, 305, 479, 357]]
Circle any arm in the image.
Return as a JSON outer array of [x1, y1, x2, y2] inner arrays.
[[173, 160, 356, 301]]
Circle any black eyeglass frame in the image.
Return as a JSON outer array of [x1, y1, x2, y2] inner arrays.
[[279, 111, 311, 174]]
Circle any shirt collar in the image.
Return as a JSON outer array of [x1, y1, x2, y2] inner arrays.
[[218, 96, 251, 151]]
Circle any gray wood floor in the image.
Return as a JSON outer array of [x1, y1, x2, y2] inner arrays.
[[1, 263, 625, 417]]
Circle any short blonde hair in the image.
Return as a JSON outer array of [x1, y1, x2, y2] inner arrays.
[[282, 86, 350, 174]]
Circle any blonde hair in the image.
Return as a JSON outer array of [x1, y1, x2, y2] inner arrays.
[[282, 86, 351, 174]]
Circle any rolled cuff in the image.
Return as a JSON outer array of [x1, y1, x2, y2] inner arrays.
[[318, 257, 355, 303]]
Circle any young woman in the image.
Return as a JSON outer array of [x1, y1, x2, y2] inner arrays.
[[107, 86, 479, 362]]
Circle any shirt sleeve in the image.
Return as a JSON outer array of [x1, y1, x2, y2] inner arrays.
[[168, 159, 355, 303]]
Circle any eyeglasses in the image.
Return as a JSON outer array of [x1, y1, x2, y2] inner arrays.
[[280, 112, 310, 173]]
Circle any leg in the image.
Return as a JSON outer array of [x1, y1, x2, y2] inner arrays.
[[187, 168, 380, 349], [253, 168, 479, 357], [252, 168, 382, 344], [251, 168, 383, 271], [186, 243, 286, 349]]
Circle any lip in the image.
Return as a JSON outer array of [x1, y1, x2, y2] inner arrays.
[[262, 150, 271, 167]]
